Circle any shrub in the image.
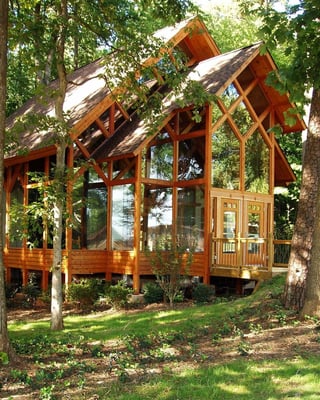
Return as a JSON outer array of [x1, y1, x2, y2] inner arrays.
[[22, 283, 41, 307], [106, 280, 132, 309], [5, 283, 19, 301], [142, 282, 164, 304], [192, 283, 215, 303], [66, 278, 103, 309]]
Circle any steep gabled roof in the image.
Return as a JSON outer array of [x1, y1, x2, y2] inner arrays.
[[5, 16, 219, 161], [91, 42, 305, 162]]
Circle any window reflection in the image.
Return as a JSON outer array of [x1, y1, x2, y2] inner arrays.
[[112, 184, 134, 250], [178, 137, 205, 180], [245, 131, 269, 193], [9, 181, 24, 248], [141, 185, 172, 251], [212, 121, 240, 189], [177, 186, 204, 251]]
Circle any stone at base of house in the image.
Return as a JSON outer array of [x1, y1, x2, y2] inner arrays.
[[129, 294, 145, 304]]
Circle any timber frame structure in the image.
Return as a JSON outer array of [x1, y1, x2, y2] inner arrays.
[[4, 17, 305, 293]]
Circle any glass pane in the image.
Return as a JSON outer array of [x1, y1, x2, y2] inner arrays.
[[231, 101, 254, 135], [143, 142, 173, 180], [177, 109, 205, 134], [223, 210, 236, 253], [212, 121, 240, 189], [221, 83, 239, 109], [247, 85, 269, 117], [9, 182, 24, 248], [177, 186, 204, 251], [248, 204, 262, 254], [72, 178, 84, 249], [212, 104, 223, 125], [223, 211, 236, 239], [27, 188, 43, 248], [141, 185, 172, 251], [178, 137, 205, 180], [87, 187, 107, 249], [245, 131, 270, 193], [248, 212, 260, 238], [112, 184, 134, 250], [113, 158, 135, 180]]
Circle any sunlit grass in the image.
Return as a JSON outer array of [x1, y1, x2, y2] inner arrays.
[[90, 357, 320, 400]]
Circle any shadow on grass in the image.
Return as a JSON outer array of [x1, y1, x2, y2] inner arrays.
[[9, 301, 233, 342], [97, 356, 320, 400]]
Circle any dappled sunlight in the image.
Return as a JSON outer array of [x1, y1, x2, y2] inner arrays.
[[217, 383, 250, 395]]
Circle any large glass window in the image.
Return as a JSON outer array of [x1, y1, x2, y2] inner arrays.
[[141, 185, 172, 251], [178, 137, 205, 180], [245, 131, 270, 193], [231, 101, 254, 136], [9, 181, 24, 248], [212, 121, 240, 189], [112, 184, 134, 250], [86, 184, 107, 250], [143, 141, 173, 180], [177, 186, 204, 251], [72, 170, 107, 249], [27, 188, 43, 248]]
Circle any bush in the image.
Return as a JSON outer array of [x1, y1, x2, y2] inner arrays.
[[66, 278, 103, 309], [106, 280, 132, 309], [142, 282, 164, 304], [192, 283, 215, 303], [22, 283, 41, 307]]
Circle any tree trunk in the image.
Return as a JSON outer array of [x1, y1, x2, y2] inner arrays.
[[300, 88, 320, 317], [50, 144, 66, 331], [0, 0, 12, 358], [50, 0, 68, 331], [284, 88, 320, 310]]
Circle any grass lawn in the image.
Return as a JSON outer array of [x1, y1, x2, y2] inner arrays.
[[2, 274, 320, 399]]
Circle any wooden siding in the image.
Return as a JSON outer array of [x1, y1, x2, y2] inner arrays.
[[4, 248, 55, 271]]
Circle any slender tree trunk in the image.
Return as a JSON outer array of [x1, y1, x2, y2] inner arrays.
[[0, 0, 12, 358], [50, 0, 68, 331], [284, 88, 320, 311], [300, 88, 320, 317]]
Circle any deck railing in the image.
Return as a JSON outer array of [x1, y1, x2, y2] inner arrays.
[[212, 235, 271, 272], [273, 239, 291, 268], [212, 236, 291, 272]]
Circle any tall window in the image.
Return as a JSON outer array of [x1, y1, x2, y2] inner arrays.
[[245, 131, 270, 194], [86, 171, 107, 249], [141, 185, 172, 250], [143, 141, 173, 180], [178, 137, 205, 180], [212, 121, 240, 189], [177, 186, 204, 251], [72, 170, 107, 249], [9, 181, 24, 248], [112, 184, 134, 250]]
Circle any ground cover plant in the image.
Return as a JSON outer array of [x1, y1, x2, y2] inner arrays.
[[1, 274, 320, 399]]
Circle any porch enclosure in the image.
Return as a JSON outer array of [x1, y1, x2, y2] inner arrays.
[[4, 60, 291, 292], [4, 16, 304, 293]]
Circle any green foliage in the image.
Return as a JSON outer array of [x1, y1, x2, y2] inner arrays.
[[22, 272, 41, 306], [148, 241, 194, 308], [142, 282, 164, 304], [39, 385, 56, 400], [22, 283, 41, 307], [66, 278, 104, 309], [192, 283, 215, 304], [106, 280, 133, 309], [0, 352, 9, 365]]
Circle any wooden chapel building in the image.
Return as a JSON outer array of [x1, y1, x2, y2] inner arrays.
[[4, 17, 305, 293]]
